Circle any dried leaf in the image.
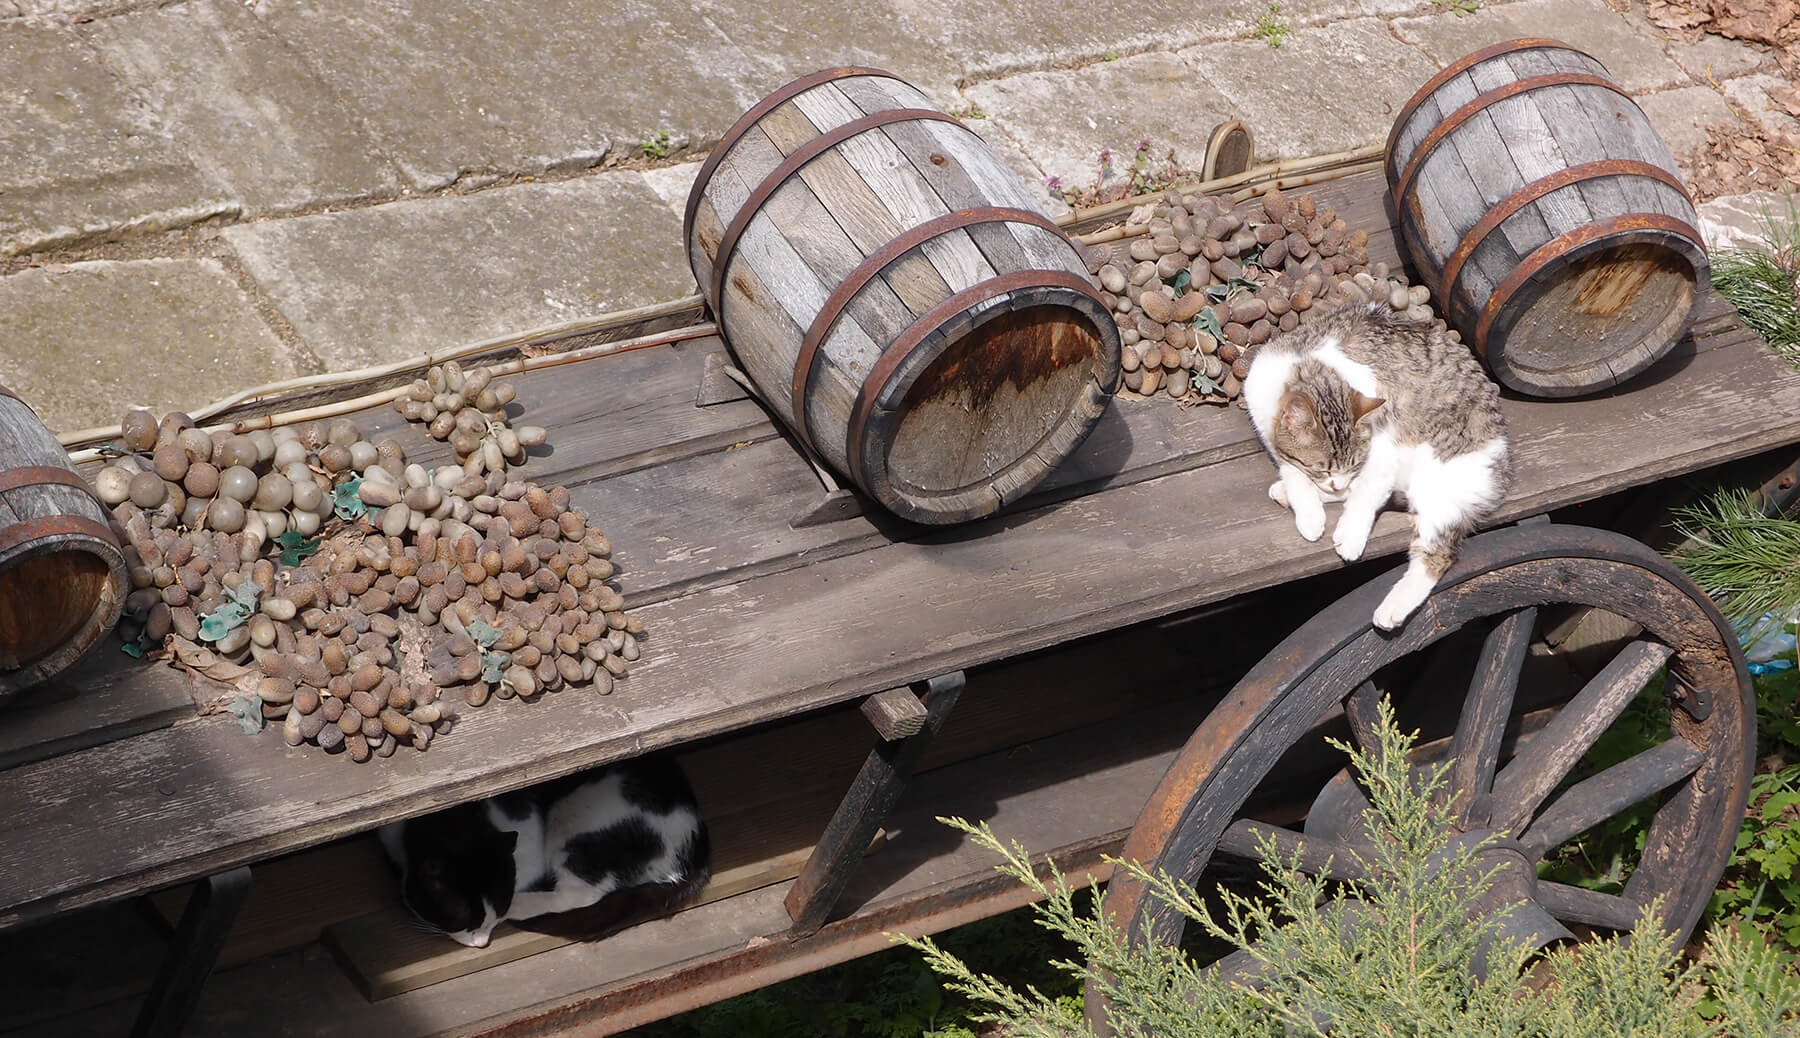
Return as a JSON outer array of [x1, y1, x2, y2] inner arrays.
[[481, 650, 509, 685], [225, 695, 266, 735], [1770, 84, 1800, 120], [467, 619, 503, 648], [198, 601, 249, 642], [275, 529, 320, 566], [332, 476, 366, 521]]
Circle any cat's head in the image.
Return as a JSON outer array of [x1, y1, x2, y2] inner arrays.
[[1269, 380, 1385, 495], [395, 806, 518, 948]]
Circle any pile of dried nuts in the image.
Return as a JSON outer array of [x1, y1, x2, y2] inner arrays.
[[1078, 186, 1455, 404], [98, 361, 641, 763]]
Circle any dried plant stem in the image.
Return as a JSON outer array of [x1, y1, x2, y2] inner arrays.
[[1072, 159, 1383, 245], [58, 295, 708, 450], [1065, 143, 1385, 227], [68, 322, 717, 465]]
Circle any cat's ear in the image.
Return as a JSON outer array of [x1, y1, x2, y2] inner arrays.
[[1350, 391, 1386, 423], [1277, 392, 1317, 437]]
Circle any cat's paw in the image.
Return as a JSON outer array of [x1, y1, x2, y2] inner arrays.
[[1268, 480, 1291, 509], [1372, 582, 1426, 631], [1294, 508, 1325, 542], [1333, 521, 1369, 562]]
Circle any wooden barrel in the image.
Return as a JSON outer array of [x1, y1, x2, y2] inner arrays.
[[0, 385, 127, 700], [1385, 39, 1708, 397], [684, 67, 1120, 524]]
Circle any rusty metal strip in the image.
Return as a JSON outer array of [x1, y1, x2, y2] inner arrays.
[[0, 514, 120, 560], [843, 269, 1105, 482], [1437, 160, 1693, 328], [790, 206, 1067, 449], [1387, 38, 1591, 175], [0, 465, 103, 502], [1391, 73, 1635, 220], [1472, 211, 1705, 357], [681, 66, 894, 249], [706, 108, 967, 326]]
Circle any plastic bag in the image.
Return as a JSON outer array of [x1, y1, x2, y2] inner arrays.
[[1737, 611, 1799, 674]]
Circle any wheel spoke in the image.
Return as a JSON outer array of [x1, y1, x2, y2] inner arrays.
[[1445, 607, 1536, 826], [1489, 639, 1673, 834], [1536, 881, 1641, 931], [1518, 738, 1704, 858], [1218, 819, 1370, 883], [1344, 680, 1383, 761], [1303, 770, 1375, 845]]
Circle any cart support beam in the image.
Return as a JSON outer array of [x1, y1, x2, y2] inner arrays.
[[786, 671, 966, 934], [129, 865, 251, 1038]]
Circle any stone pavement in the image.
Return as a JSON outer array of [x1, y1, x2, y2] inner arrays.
[[0, 0, 1792, 433]]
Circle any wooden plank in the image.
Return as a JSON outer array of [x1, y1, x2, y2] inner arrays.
[[0, 646, 194, 771], [3, 168, 1797, 930], [147, 836, 391, 970], [27, 694, 1211, 1037], [5, 315, 1797, 932], [324, 834, 883, 1001]]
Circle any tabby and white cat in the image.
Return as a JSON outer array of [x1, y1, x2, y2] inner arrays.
[[380, 756, 710, 948], [1244, 304, 1511, 630]]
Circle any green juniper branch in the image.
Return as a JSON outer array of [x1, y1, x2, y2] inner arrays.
[[891, 700, 1798, 1037]]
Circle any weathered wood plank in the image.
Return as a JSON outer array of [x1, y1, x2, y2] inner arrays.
[[789, 84, 998, 295], [4, 313, 1797, 929], [757, 99, 952, 316]]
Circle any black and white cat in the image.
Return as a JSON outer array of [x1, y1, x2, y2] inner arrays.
[[379, 756, 710, 948], [1245, 303, 1511, 631]]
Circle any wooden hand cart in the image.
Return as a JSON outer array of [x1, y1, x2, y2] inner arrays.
[[2, 168, 1797, 1037]]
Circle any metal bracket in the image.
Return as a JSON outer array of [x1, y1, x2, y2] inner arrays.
[[130, 865, 252, 1038], [1666, 673, 1713, 722], [698, 353, 866, 529]]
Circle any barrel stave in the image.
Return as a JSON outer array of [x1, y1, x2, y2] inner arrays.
[[686, 69, 1117, 522], [0, 393, 127, 696], [788, 86, 1000, 296]]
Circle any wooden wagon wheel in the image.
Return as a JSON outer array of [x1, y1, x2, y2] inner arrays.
[[1088, 522, 1754, 1024]]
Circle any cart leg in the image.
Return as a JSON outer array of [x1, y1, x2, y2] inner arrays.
[[129, 866, 251, 1038], [785, 671, 966, 934]]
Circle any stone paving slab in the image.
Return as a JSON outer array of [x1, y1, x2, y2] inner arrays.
[[1698, 190, 1797, 250], [254, 0, 765, 191], [1192, 18, 1436, 161], [1392, 0, 1689, 94], [84, 0, 402, 216], [1720, 74, 1800, 137], [687, 0, 962, 108], [1635, 85, 1742, 162], [1665, 30, 1772, 83], [640, 162, 703, 224], [898, 0, 1222, 83], [0, 20, 234, 258], [222, 173, 691, 371], [0, 258, 294, 434], [965, 51, 1237, 189]]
